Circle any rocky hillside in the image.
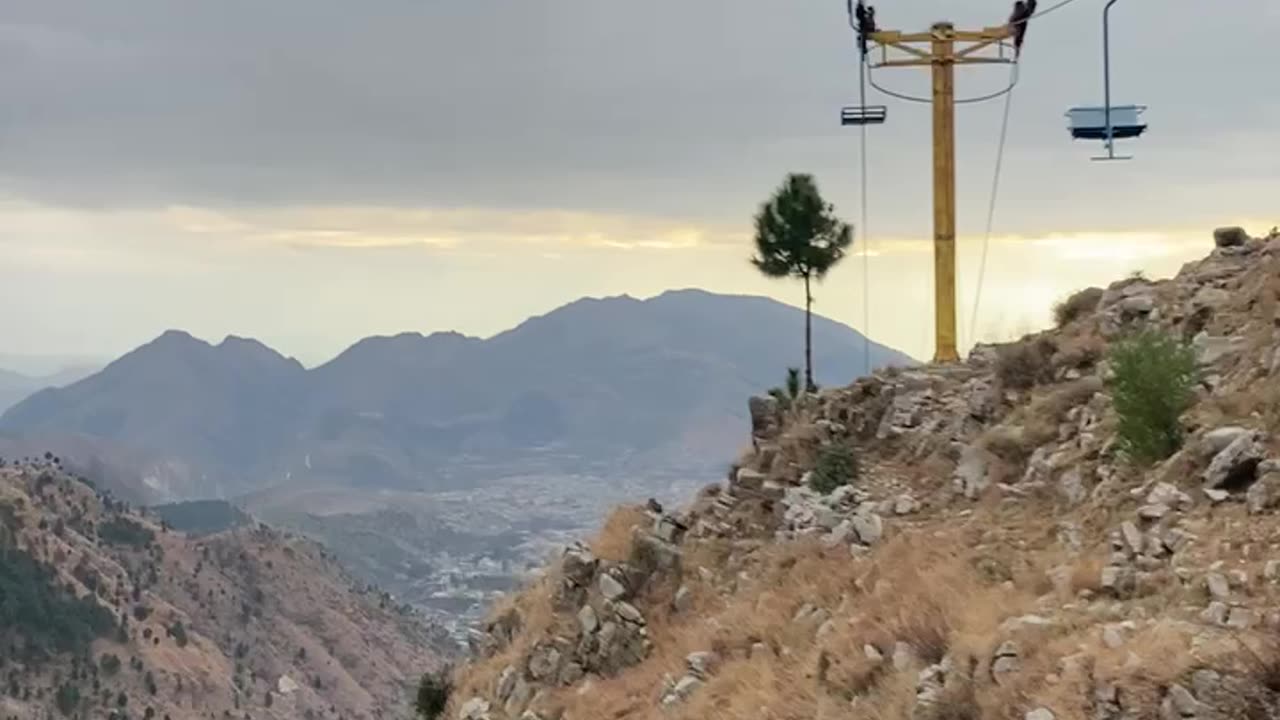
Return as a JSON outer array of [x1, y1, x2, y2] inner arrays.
[[0, 460, 454, 720], [444, 226, 1280, 720]]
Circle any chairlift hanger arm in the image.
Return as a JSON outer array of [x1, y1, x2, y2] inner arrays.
[[866, 25, 1015, 68]]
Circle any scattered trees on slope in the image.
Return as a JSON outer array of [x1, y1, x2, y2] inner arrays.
[[0, 544, 116, 661]]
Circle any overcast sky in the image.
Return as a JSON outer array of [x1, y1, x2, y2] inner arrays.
[[2, 0, 1276, 369]]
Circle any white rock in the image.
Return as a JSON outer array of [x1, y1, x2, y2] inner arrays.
[[1102, 626, 1126, 649], [1200, 601, 1229, 626], [851, 510, 884, 545], [459, 697, 492, 720], [598, 572, 627, 601], [578, 605, 599, 634], [615, 602, 645, 625], [1203, 488, 1230, 503], [671, 675, 703, 700], [1120, 522, 1144, 555], [1265, 560, 1280, 582], [864, 644, 884, 662], [893, 494, 919, 515], [1206, 573, 1231, 600], [1204, 426, 1250, 453], [1025, 710, 1056, 720], [672, 585, 692, 613], [823, 519, 854, 548], [495, 667, 517, 702], [685, 651, 720, 679], [1137, 504, 1169, 520], [277, 675, 300, 695], [1228, 607, 1256, 629]]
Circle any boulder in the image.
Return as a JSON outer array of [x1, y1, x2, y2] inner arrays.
[[526, 642, 563, 683], [495, 666, 517, 702], [991, 640, 1020, 682], [614, 602, 645, 625], [734, 468, 766, 493], [669, 675, 703, 703], [1203, 432, 1264, 489], [1213, 226, 1249, 248], [558, 661, 585, 686], [458, 697, 492, 720], [1137, 504, 1169, 520], [1146, 482, 1192, 510], [850, 509, 884, 545], [504, 677, 534, 717], [1203, 426, 1250, 454], [1228, 607, 1256, 629], [1190, 286, 1231, 309], [1058, 468, 1087, 506], [1200, 601, 1229, 626], [954, 445, 991, 499], [685, 651, 720, 680], [672, 585, 692, 613], [653, 514, 688, 544], [893, 494, 920, 515], [1205, 573, 1230, 600], [1161, 683, 1202, 719], [598, 572, 628, 601], [1101, 564, 1136, 598], [578, 605, 599, 635], [628, 528, 682, 579], [1120, 521, 1144, 556], [1246, 470, 1280, 513], [823, 519, 855, 548], [561, 544, 598, 588], [748, 395, 780, 436], [1203, 488, 1229, 503], [1026, 710, 1056, 720]]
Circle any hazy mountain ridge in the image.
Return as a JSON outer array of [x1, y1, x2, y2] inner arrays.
[[0, 364, 99, 415], [0, 290, 914, 504]]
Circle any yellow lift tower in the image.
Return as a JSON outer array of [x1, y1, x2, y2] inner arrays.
[[864, 22, 1017, 363]]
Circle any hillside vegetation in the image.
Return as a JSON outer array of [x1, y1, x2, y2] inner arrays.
[[443, 227, 1280, 720], [0, 459, 454, 720]]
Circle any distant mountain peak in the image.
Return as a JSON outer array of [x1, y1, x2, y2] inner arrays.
[[153, 329, 206, 346]]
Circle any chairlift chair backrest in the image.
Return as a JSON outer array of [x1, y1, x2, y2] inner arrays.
[[841, 104, 887, 126], [1065, 105, 1147, 140]]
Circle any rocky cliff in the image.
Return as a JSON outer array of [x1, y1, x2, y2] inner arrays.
[[445, 225, 1280, 720], [0, 460, 455, 720]]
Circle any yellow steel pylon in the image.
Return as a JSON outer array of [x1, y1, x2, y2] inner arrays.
[[866, 22, 1016, 363]]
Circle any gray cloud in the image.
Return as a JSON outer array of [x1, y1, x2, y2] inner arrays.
[[0, 0, 1276, 233]]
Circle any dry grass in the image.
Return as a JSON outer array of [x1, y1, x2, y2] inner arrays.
[[592, 504, 649, 563]]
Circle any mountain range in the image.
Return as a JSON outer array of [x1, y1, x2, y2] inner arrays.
[[0, 289, 913, 504]]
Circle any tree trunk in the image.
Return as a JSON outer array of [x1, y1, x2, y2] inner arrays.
[[804, 273, 814, 393]]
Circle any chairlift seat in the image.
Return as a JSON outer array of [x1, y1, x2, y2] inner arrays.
[[1065, 105, 1147, 140], [841, 105, 887, 126]]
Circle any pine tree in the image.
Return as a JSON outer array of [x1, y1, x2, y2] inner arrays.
[[750, 173, 854, 392]]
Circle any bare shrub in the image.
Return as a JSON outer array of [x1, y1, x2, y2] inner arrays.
[[995, 336, 1057, 390], [1053, 287, 1104, 327]]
